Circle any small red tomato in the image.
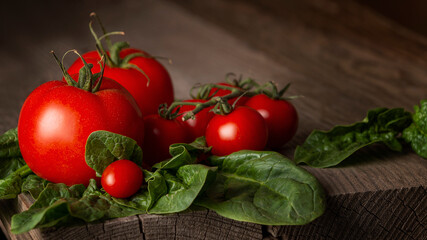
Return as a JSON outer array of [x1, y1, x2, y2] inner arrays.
[[177, 99, 214, 140], [101, 160, 143, 198], [142, 115, 190, 168], [205, 106, 268, 156], [245, 94, 298, 148], [208, 83, 249, 106], [68, 49, 174, 116]]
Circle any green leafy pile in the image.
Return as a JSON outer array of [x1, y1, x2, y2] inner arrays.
[[0, 130, 326, 234], [3, 100, 426, 234], [295, 101, 427, 167]]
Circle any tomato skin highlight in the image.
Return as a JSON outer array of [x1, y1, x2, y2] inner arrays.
[[205, 106, 268, 156], [18, 78, 144, 186], [245, 94, 298, 148], [101, 160, 143, 198], [68, 49, 174, 117], [142, 115, 190, 168], [176, 99, 214, 140]]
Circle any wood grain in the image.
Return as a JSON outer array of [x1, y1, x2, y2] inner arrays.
[[0, 0, 426, 239]]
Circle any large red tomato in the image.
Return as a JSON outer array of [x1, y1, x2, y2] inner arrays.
[[18, 78, 144, 186], [176, 99, 214, 140], [205, 106, 268, 156], [245, 94, 298, 148], [67, 48, 174, 116], [142, 115, 190, 168]]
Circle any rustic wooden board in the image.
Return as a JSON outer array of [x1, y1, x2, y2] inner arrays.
[[0, 0, 426, 239]]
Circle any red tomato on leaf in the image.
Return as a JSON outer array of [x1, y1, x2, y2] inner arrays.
[[18, 78, 144, 186], [205, 106, 268, 156], [101, 159, 143, 198], [68, 49, 174, 116], [245, 94, 298, 148], [142, 115, 190, 168]]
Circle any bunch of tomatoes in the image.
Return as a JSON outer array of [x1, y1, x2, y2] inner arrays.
[[16, 15, 298, 198]]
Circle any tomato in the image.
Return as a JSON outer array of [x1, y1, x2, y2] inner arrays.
[[101, 159, 143, 198], [18, 77, 144, 186], [67, 48, 174, 116], [207, 83, 249, 106], [245, 94, 298, 148], [205, 106, 268, 156], [142, 115, 190, 168], [176, 99, 214, 140]]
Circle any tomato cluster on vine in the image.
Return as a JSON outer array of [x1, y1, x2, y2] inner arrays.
[[143, 76, 299, 166], [16, 13, 298, 199]]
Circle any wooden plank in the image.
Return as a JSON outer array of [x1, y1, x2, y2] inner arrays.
[[0, 0, 426, 239]]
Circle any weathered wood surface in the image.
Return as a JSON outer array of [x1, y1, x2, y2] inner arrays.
[[0, 0, 426, 239]]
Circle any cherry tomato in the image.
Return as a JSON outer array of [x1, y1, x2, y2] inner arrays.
[[67, 49, 174, 116], [18, 78, 144, 186], [245, 94, 298, 148], [176, 99, 214, 140], [205, 106, 268, 156], [101, 159, 143, 198], [207, 83, 249, 106], [142, 115, 190, 168]]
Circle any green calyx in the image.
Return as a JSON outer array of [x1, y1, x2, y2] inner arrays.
[[190, 74, 258, 100], [256, 81, 295, 100], [225, 73, 259, 90], [51, 50, 104, 93], [89, 12, 151, 83]]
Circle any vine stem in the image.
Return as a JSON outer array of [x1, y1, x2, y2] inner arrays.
[[166, 84, 251, 120]]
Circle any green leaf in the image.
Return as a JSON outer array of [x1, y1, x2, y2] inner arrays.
[[0, 128, 26, 179], [30, 183, 86, 209], [0, 174, 23, 199], [0, 165, 32, 199], [11, 199, 75, 234], [152, 136, 211, 171], [294, 108, 412, 168], [85, 130, 143, 176], [111, 170, 166, 212], [196, 151, 325, 225], [403, 100, 427, 158], [0, 128, 21, 158], [149, 164, 216, 214], [21, 174, 48, 199]]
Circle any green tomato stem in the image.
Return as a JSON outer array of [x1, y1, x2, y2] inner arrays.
[[51, 51, 75, 87]]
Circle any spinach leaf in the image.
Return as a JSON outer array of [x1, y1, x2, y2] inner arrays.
[[85, 131, 143, 176], [403, 100, 427, 158], [294, 108, 412, 168], [11, 182, 87, 233], [152, 136, 211, 171], [0, 128, 21, 159], [11, 199, 76, 234], [196, 151, 325, 225], [0, 174, 23, 199], [0, 128, 26, 179], [21, 174, 48, 199], [11, 179, 144, 234], [111, 170, 166, 211], [30, 183, 86, 209], [148, 164, 216, 214], [0, 165, 32, 199], [113, 148, 215, 214]]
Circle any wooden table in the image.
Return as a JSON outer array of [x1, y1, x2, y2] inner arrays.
[[0, 0, 426, 239]]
